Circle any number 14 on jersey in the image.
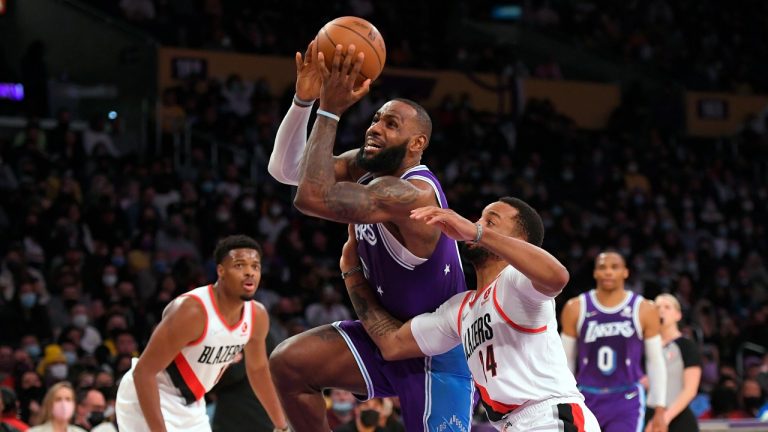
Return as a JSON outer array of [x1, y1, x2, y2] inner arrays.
[[478, 345, 498, 381]]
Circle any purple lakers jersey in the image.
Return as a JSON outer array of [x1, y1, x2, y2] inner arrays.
[[354, 165, 467, 321], [576, 290, 645, 389]]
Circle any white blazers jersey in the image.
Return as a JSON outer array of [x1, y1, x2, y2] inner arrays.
[[164, 285, 254, 404], [412, 266, 583, 425]]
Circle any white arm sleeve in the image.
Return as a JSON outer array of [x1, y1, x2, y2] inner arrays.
[[267, 102, 313, 185], [561, 334, 578, 374], [410, 293, 466, 356], [645, 335, 667, 407]]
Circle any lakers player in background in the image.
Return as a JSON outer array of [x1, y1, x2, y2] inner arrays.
[[560, 251, 667, 432], [115, 235, 288, 432], [339, 198, 601, 431]]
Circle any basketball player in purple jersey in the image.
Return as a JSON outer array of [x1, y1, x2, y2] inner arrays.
[[267, 42, 472, 431], [560, 251, 668, 432]]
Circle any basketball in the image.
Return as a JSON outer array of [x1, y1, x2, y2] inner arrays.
[[317, 16, 386, 84]]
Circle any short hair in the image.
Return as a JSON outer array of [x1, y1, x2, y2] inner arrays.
[[499, 197, 544, 247], [392, 98, 432, 143], [594, 250, 627, 268], [213, 235, 262, 264]]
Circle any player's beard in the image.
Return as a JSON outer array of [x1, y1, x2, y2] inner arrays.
[[239, 293, 255, 301], [459, 242, 495, 266], [355, 139, 408, 174]]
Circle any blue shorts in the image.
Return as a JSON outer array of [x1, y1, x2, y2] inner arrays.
[[334, 320, 474, 432]]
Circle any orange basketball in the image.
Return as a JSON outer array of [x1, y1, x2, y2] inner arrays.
[[316, 16, 386, 84]]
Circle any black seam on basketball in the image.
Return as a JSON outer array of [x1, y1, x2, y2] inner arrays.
[[322, 28, 338, 49], [328, 23, 383, 69]]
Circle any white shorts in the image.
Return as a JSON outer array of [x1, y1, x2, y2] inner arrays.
[[116, 359, 211, 432], [497, 397, 601, 432]]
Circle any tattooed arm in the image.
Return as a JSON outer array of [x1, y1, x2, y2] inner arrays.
[[293, 43, 433, 224], [343, 272, 424, 360], [294, 117, 432, 224], [340, 226, 463, 360]]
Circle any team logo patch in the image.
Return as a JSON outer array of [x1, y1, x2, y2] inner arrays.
[[241, 322, 248, 335], [621, 306, 632, 318]]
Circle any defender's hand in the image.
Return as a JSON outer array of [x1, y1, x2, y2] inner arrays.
[[410, 206, 477, 242]]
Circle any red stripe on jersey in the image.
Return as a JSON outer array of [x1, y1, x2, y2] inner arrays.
[[250, 301, 257, 339], [492, 285, 547, 334], [570, 403, 585, 432], [469, 276, 500, 307], [179, 294, 208, 346], [173, 353, 206, 401], [208, 285, 245, 331], [475, 380, 519, 414], [456, 291, 474, 336]]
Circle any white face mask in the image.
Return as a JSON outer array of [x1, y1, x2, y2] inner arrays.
[[49, 363, 68, 380], [102, 274, 118, 287], [72, 313, 88, 328]]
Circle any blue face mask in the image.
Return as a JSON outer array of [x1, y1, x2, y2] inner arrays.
[[20, 293, 37, 308], [64, 351, 78, 365], [112, 256, 126, 267], [154, 261, 168, 274], [332, 401, 354, 415], [25, 344, 41, 358]]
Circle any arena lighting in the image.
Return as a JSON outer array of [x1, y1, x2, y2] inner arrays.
[[0, 83, 23, 101], [0, 0, 6, 15]]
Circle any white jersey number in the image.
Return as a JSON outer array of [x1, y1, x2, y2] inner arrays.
[[597, 345, 616, 375]]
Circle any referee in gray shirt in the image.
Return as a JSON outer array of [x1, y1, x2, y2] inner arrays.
[[645, 294, 702, 432]]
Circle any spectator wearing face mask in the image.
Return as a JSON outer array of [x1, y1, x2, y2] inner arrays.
[[740, 379, 767, 419], [304, 284, 351, 328], [73, 389, 105, 431], [16, 372, 44, 424], [19, 337, 42, 364], [700, 378, 749, 419], [28, 382, 85, 432], [326, 389, 355, 430], [67, 305, 101, 355], [36, 346, 69, 386], [8, 280, 51, 344], [334, 398, 386, 432], [375, 398, 404, 432]]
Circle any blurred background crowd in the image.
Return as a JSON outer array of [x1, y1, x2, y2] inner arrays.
[[80, 0, 768, 92], [1, 0, 768, 431]]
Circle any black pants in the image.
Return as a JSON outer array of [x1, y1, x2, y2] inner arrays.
[[645, 406, 699, 432]]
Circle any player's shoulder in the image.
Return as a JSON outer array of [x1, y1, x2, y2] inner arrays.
[[563, 294, 583, 310], [250, 300, 268, 319], [165, 294, 207, 320], [432, 291, 472, 315], [638, 297, 657, 311]]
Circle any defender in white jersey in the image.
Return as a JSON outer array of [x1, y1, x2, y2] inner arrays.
[[340, 197, 601, 432], [116, 235, 288, 432]]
